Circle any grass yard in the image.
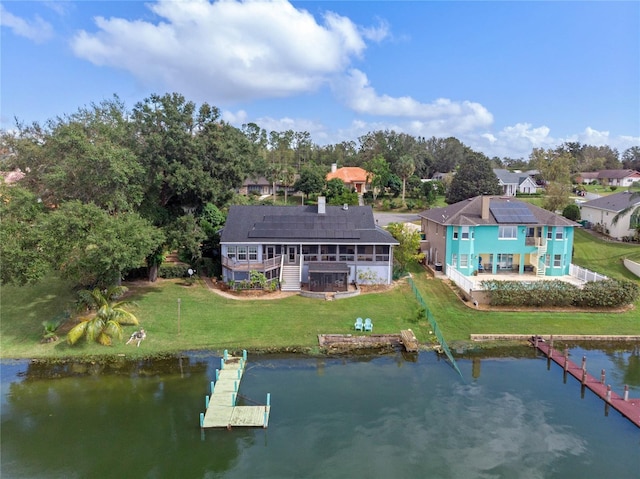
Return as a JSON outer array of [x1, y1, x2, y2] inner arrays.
[[1, 228, 638, 360]]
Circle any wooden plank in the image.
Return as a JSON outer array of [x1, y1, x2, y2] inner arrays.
[[401, 329, 419, 352], [534, 340, 640, 428], [202, 353, 270, 429]]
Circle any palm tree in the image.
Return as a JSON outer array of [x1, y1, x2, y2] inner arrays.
[[67, 286, 139, 346], [611, 182, 640, 239]]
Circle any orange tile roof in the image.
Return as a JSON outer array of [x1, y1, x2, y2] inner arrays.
[[326, 167, 369, 184]]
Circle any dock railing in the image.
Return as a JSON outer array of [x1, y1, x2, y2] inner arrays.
[[407, 276, 464, 379]]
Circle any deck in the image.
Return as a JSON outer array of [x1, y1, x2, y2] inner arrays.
[[318, 330, 420, 353], [533, 338, 640, 428], [200, 351, 270, 429]]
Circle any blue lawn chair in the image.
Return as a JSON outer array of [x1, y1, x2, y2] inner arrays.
[[354, 317, 364, 331], [364, 318, 373, 332]]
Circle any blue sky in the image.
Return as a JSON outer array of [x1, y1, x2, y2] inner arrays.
[[2, 0, 639, 160]]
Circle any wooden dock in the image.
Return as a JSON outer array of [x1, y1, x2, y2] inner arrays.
[[200, 350, 270, 429], [400, 329, 419, 352], [532, 338, 640, 428]]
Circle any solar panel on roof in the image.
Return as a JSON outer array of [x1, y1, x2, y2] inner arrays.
[[490, 202, 537, 224]]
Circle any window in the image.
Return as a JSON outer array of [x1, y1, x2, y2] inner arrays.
[[460, 254, 469, 268], [498, 225, 517, 239], [453, 227, 458, 239], [227, 246, 236, 260], [555, 230, 564, 240], [248, 246, 258, 261], [553, 254, 562, 268], [544, 254, 550, 267], [461, 226, 470, 239], [451, 254, 457, 268], [237, 246, 247, 261], [547, 229, 553, 239]]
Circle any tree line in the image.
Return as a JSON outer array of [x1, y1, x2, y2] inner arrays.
[[1, 92, 639, 288]]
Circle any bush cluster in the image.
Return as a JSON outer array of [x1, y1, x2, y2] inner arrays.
[[158, 264, 190, 279], [481, 279, 639, 308]]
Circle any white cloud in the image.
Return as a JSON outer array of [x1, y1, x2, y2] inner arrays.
[[335, 69, 493, 134], [0, 5, 54, 43], [71, 0, 368, 104]]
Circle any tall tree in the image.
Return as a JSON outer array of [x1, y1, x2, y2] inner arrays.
[[445, 152, 501, 204], [364, 155, 391, 201], [621, 146, 640, 170], [395, 155, 415, 205], [294, 166, 326, 200]]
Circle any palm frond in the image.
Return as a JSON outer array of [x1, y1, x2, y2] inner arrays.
[[67, 321, 89, 345]]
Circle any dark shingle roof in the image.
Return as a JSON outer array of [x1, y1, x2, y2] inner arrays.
[[221, 205, 399, 244], [418, 196, 577, 227], [580, 191, 640, 213]]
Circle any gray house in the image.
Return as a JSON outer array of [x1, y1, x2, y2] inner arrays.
[[220, 198, 399, 291], [493, 169, 539, 196], [579, 191, 640, 240]]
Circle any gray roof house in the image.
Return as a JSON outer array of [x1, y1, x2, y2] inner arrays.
[[493, 169, 539, 196], [220, 197, 399, 292], [579, 191, 640, 240], [418, 196, 577, 277]]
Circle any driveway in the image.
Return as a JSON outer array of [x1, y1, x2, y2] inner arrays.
[[373, 212, 421, 226]]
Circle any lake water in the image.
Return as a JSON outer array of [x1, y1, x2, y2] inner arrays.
[[1, 346, 639, 479]]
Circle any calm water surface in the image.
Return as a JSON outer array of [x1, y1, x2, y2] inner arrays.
[[1, 347, 639, 479]]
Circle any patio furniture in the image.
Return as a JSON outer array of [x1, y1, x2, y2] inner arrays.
[[354, 317, 364, 331], [364, 318, 373, 332]]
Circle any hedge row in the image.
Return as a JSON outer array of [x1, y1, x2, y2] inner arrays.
[[480, 279, 639, 308]]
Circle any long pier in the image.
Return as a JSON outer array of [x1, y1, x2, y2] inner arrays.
[[199, 350, 271, 429], [532, 337, 640, 428]]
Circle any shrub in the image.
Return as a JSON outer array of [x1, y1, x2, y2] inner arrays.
[[158, 264, 190, 279], [574, 279, 639, 308], [562, 203, 581, 221]]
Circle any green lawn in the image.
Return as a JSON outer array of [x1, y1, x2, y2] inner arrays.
[[1, 229, 638, 359]]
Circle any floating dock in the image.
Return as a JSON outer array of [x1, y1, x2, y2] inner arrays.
[[200, 350, 270, 429], [532, 337, 640, 429]]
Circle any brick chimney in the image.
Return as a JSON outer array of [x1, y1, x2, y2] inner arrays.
[[318, 196, 326, 214], [481, 196, 490, 220]]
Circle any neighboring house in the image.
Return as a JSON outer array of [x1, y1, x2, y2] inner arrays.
[[326, 164, 370, 193], [597, 169, 640, 188], [431, 171, 453, 182], [493, 169, 539, 196], [418, 196, 577, 277], [220, 197, 399, 292], [576, 171, 599, 185], [579, 191, 640, 240], [239, 176, 298, 196]]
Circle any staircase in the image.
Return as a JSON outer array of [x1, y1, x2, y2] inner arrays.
[[535, 241, 547, 277], [281, 265, 301, 291]]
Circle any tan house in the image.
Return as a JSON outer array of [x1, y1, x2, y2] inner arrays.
[[597, 169, 640, 188], [326, 164, 370, 193], [579, 191, 640, 240]]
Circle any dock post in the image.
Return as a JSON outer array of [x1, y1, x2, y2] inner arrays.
[[220, 358, 225, 370], [563, 349, 569, 372], [200, 412, 204, 428], [206, 395, 209, 408], [606, 385, 612, 402], [243, 349, 247, 361], [224, 349, 228, 361], [600, 369, 606, 385], [624, 385, 629, 401], [211, 381, 215, 394], [234, 380, 238, 392], [216, 369, 220, 381], [267, 392, 271, 406], [581, 368, 587, 386], [231, 393, 236, 406], [581, 356, 586, 372], [237, 368, 241, 379], [548, 335, 553, 357], [263, 407, 268, 428]]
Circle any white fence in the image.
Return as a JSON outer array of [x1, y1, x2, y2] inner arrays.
[[445, 264, 475, 294], [569, 264, 608, 283]]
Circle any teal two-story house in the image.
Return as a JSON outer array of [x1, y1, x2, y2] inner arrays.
[[418, 196, 577, 277]]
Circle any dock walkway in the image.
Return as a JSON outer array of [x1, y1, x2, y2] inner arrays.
[[533, 338, 640, 428], [200, 351, 270, 429]]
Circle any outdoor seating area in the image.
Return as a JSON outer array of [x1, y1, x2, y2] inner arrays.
[[354, 317, 373, 332]]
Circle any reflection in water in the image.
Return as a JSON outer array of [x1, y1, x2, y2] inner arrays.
[[1, 349, 639, 479]]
